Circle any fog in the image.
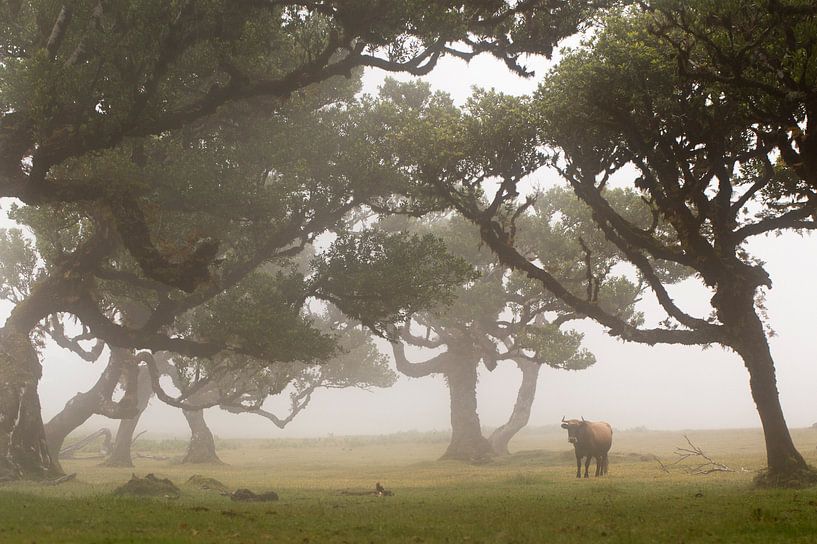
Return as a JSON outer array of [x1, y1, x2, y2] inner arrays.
[[4, 53, 817, 441]]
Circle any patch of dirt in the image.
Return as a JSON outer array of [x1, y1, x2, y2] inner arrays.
[[113, 473, 180, 498]]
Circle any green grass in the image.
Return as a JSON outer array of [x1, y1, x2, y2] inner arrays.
[[2, 427, 817, 543]]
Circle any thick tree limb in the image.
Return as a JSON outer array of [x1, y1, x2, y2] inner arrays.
[[46, 316, 105, 362], [224, 385, 317, 429], [430, 175, 725, 346], [45, 5, 72, 59], [390, 334, 449, 377], [137, 351, 230, 411], [109, 195, 219, 293], [735, 206, 817, 240], [65, 293, 236, 359]]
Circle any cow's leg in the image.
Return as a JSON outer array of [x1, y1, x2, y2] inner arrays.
[[603, 454, 609, 475], [584, 456, 591, 478], [595, 456, 601, 477], [575, 454, 582, 478]]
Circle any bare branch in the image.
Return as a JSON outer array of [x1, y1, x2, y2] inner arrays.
[[672, 434, 735, 475], [225, 385, 317, 429], [735, 205, 817, 240], [390, 331, 450, 377]]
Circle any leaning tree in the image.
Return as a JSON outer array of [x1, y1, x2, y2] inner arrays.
[[0, 0, 603, 481], [108, 307, 398, 466], [395, 10, 817, 485]]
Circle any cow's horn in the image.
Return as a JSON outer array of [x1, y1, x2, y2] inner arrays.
[[581, 416, 585, 422], [561, 416, 566, 422]]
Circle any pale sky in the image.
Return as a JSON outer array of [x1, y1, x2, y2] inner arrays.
[[2, 50, 816, 442]]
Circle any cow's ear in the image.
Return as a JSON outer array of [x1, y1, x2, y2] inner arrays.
[[560, 423, 568, 429]]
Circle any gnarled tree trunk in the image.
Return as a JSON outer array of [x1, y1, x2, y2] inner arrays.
[[0, 232, 113, 480], [104, 416, 141, 467], [103, 365, 152, 467], [0, 278, 70, 481], [440, 351, 493, 461], [489, 359, 541, 456], [0, 327, 61, 480], [392, 338, 493, 462], [181, 409, 222, 464]]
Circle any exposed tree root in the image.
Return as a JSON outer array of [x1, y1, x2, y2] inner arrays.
[[754, 465, 817, 489]]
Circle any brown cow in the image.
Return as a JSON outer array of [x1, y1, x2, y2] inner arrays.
[[560, 417, 613, 478]]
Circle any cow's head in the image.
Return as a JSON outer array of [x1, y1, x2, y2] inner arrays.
[[560, 416, 584, 444]]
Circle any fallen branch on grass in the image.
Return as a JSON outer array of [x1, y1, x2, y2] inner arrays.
[[59, 429, 112, 459], [653, 454, 671, 474], [653, 435, 739, 475], [674, 435, 735, 474], [133, 453, 171, 461], [44, 473, 77, 486]]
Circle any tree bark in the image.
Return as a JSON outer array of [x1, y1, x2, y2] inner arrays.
[[0, 275, 70, 480], [0, 230, 114, 480], [103, 365, 152, 467], [181, 409, 222, 464], [439, 349, 493, 461], [713, 279, 815, 485], [489, 359, 541, 456], [733, 329, 811, 482], [0, 327, 62, 480], [103, 416, 140, 468]]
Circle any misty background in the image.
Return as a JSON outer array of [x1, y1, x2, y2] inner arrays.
[[3, 53, 815, 440]]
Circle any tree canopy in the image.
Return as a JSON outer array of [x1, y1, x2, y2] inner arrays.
[[386, 4, 817, 485], [4, 1, 562, 477]]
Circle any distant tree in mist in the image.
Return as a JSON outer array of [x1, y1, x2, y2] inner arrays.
[[384, 192, 650, 461], [122, 307, 396, 466], [214, 309, 397, 457]]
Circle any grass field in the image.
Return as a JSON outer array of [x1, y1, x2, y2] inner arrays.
[[2, 427, 817, 543]]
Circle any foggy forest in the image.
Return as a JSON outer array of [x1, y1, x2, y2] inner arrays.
[[1, 1, 817, 542]]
